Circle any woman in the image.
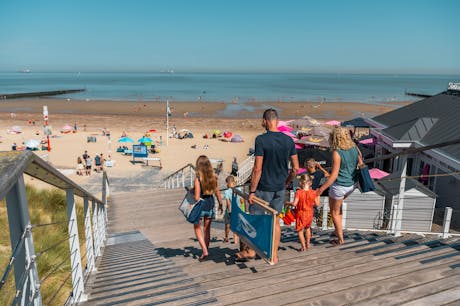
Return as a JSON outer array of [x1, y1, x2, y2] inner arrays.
[[317, 127, 361, 245], [76, 156, 84, 176], [192, 155, 223, 261]]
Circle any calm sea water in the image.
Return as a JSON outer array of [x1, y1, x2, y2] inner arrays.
[[0, 72, 458, 103]]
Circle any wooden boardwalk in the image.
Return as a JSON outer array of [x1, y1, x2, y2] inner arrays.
[[82, 188, 460, 305]]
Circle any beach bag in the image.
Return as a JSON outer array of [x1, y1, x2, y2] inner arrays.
[[357, 164, 375, 193], [178, 189, 203, 223]]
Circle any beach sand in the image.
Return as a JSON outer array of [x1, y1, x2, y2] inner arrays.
[[0, 98, 408, 185]]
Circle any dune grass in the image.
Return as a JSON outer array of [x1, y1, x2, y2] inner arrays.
[[0, 184, 88, 305]]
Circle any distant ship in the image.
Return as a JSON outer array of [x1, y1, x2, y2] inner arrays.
[[19, 69, 31, 73]]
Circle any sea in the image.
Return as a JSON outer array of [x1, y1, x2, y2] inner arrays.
[[0, 72, 458, 103]]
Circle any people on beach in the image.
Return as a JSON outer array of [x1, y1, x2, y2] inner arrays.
[[192, 155, 223, 262], [231, 157, 238, 176], [285, 174, 320, 251], [94, 154, 102, 172], [316, 126, 361, 246], [223, 175, 243, 245], [236, 108, 299, 264]]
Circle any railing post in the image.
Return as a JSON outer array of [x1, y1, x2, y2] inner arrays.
[[65, 189, 86, 302], [6, 175, 42, 306], [182, 169, 185, 187], [390, 204, 399, 235], [322, 199, 329, 231], [190, 167, 194, 187], [83, 197, 95, 273], [91, 200, 100, 257], [342, 202, 347, 229], [394, 156, 407, 237], [442, 207, 453, 239]]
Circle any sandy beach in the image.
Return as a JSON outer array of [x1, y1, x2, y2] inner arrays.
[[0, 98, 408, 185]]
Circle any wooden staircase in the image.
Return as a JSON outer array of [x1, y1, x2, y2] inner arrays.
[[82, 188, 460, 305]]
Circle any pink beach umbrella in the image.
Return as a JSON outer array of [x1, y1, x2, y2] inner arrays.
[[325, 120, 341, 126], [282, 131, 296, 139], [359, 138, 375, 145], [297, 168, 307, 175], [369, 168, 389, 180], [278, 125, 293, 132]]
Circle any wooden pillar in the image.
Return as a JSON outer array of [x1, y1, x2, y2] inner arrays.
[[6, 175, 42, 306], [394, 156, 407, 237]]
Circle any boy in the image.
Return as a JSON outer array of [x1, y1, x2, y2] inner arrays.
[[223, 176, 244, 244]]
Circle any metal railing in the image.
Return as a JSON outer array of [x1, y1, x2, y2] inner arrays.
[[0, 151, 109, 305], [236, 155, 255, 185], [163, 163, 195, 189]]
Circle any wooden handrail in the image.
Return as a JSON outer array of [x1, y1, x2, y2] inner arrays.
[[233, 187, 278, 215]]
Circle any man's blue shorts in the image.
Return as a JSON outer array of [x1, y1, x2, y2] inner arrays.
[[249, 190, 285, 215]]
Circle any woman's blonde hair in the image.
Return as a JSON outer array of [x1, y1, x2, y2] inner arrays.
[[196, 155, 217, 195], [329, 126, 355, 150], [299, 174, 313, 188]]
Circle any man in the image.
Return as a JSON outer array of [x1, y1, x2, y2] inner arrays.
[[236, 109, 299, 264], [306, 158, 330, 190]]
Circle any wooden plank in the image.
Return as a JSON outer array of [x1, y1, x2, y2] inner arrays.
[[400, 286, 460, 306], [352, 270, 460, 306], [296, 265, 460, 306]]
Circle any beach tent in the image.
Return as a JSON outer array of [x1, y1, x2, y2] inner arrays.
[[178, 129, 193, 139], [230, 135, 244, 143], [10, 126, 22, 133], [118, 136, 134, 143], [61, 124, 73, 133], [24, 139, 40, 149], [223, 131, 233, 138]]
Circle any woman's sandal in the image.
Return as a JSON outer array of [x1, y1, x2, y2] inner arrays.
[[198, 254, 208, 262], [234, 252, 256, 262]]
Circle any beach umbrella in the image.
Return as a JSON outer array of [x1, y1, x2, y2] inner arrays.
[[369, 168, 389, 180], [138, 136, 153, 143], [278, 125, 293, 132], [359, 138, 375, 145], [24, 139, 40, 148], [148, 129, 157, 132], [118, 136, 134, 143], [282, 131, 297, 139], [341, 117, 370, 128], [325, 120, 341, 126]]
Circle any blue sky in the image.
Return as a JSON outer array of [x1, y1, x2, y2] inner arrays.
[[0, 0, 459, 73]]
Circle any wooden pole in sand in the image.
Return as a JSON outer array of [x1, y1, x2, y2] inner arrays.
[[43, 105, 51, 151], [166, 99, 169, 147]]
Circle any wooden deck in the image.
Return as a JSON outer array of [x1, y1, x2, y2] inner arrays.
[[82, 188, 460, 305]]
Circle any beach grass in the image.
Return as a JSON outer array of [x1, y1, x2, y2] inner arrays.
[[0, 185, 87, 305]]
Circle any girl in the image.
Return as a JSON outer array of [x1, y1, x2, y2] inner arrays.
[[316, 126, 361, 246], [286, 174, 320, 251], [193, 155, 223, 261]]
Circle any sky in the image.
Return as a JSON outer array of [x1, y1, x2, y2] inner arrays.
[[0, 0, 459, 74]]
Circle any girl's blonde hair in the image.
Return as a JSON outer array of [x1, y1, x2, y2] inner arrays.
[[196, 155, 217, 195], [299, 174, 313, 188], [329, 126, 355, 150]]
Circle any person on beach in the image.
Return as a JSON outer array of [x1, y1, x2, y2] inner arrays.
[[85, 155, 92, 175], [223, 175, 243, 244], [285, 174, 320, 251], [231, 157, 238, 177], [236, 108, 299, 263], [76, 156, 84, 175], [316, 127, 361, 246], [192, 155, 223, 262]]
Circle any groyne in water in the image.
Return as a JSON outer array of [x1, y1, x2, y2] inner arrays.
[[0, 89, 85, 99]]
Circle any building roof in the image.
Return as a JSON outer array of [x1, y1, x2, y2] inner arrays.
[[371, 91, 460, 161], [376, 171, 437, 198]]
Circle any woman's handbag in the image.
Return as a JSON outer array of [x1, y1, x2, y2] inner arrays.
[[178, 188, 203, 223], [356, 147, 376, 193], [357, 164, 376, 192]]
